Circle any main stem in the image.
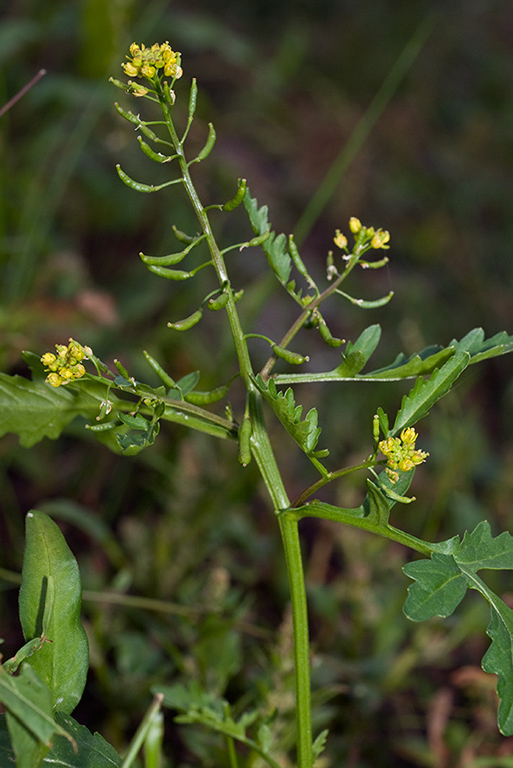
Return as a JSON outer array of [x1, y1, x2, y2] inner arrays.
[[160, 89, 313, 767], [249, 392, 312, 768]]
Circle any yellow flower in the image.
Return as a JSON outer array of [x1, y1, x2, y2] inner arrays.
[[370, 229, 390, 249], [349, 217, 362, 234], [333, 229, 348, 249], [379, 427, 428, 482], [41, 339, 88, 387], [122, 41, 182, 82]]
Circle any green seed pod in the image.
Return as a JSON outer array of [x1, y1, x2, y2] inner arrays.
[[114, 359, 130, 379], [234, 289, 244, 303], [172, 225, 196, 244], [188, 78, 198, 119], [288, 234, 310, 280], [208, 291, 230, 311], [185, 383, 231, 405], [167, 309, 203, 331], [317, 316, 345, 347], [271, 345, 309, 365], [86, 421, 118, 432], [138, 123, 160, 143], [194, 122, 216, 163], [223, 178, 247, 211], [116, 164, 158, 193], [138, 136, 170, 163], [163, 80, 176, 105], [238, 414, 253, 466], [143, 350, 176, 388], [114, 102, 140, 125], [148, 265, 192, 280]]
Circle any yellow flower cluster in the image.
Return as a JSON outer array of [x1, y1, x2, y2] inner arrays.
[[379, 427, 429, 483], [334, 217, 390, 251], [122, 42, 182, 81], [41, 339, 88, 388]]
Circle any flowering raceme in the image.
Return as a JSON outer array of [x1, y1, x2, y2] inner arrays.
[[122, 42, 182, 81], [41, 339, 89, 387], [379, 427, 429, 482]]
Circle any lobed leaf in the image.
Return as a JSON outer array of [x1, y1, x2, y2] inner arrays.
[[391, 350, 470, 435], [255, 376, 324, 456], [403, 521, 513, 734]]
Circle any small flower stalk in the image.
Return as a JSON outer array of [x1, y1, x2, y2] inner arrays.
[[41, 339, 89, 387], [379, 427, 429, 483]]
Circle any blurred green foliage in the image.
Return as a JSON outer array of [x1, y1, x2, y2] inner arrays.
[[2, 0, 513, 764]]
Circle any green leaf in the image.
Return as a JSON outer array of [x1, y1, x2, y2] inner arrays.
[[0, 664, 72, 768], [336, 324, 381, 376], [0, 712, 122, 767], [362, 345, 454, 380], [403, 521, 513, 734], [391, 350, 470, 435], [19, 511, 89, 714], [243, 187, 292, 285], [454, 327, 513, 363], [255, 376, 325, 456]]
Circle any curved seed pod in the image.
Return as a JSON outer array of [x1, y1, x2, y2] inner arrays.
[[116, 165, 182, 193], [138, 136, 171, 163], [185, 382, 231, 405], [19, 510, 88, 713], [288, 234, 311, 281], [140, 236, 205, 267], [114, 102, 141, 125], [173, 225, 196, 244], [138, 123, 160, 142], [272, 345, 310, 365], [223, 178, 247, 211], [208, 291, 230, 311], [167, 309, 203, 331], [234, 289, 244, 303], [147, 265, 192, 280], [238, 414, 253, 466], [317, 316, 345, 347], [193, 122, 216, 163], [116, 164, 162, 193]]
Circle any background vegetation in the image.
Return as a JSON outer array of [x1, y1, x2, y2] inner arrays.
[[2, 0, 513, 765]]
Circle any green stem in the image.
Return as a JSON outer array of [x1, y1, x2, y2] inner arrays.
[[156, 82, 254, 387], [156, 82, 313, 767], [249, 392, 313, 768]]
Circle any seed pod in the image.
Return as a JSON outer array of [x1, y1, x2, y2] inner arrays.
[[271, 345, 309, 365], [114, 102, 140, 125], [288, 234, 310, 281], [163, 80, 175, 105], [147, 265, 192, 280], [172, 225, 196, 244], [317, 316, 344, 347], [193, 122, 216, 163], [138, 123, 160, 142], [116, 164, 158, 193], [185, 383, 231, 405], [138, 136, 170, 163], [208, 291, 230, 311], [143, 351, 176, 388], [223, 178, 247, 211], [114, 359, 130, 379], [188, 78, 198, 119], [238, 414, 253, 466], [167, 309, 203, 331]]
